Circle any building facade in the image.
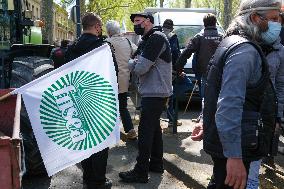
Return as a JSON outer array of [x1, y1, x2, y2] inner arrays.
[[25, 0, 41, 20], [53, 3, 75, 45], [24, 0, 75, 44]]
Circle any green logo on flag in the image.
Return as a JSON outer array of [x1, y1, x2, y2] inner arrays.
[[39, 71, 118, 150]]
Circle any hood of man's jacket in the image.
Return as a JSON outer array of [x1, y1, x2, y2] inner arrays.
[[68, 33, 106, 54]]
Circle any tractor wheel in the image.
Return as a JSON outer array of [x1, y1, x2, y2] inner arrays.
[[10, 56, 54, 176]]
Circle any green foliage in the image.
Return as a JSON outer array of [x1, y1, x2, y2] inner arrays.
[[86, 0, 156, 32], [167, 0, 240, 28]]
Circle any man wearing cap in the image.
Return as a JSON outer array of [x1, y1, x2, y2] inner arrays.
[[191, 0, 280, 188], [119, 12, 172, 183], [162, 19, 183, 127]]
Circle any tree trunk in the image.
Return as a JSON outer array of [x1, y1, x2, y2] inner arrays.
[[80, 0, 86, 14], [160, 0, 164, 7], [223, 0, 232, 29], [41, 0, 53, 44], [185, 0, 192, 8]]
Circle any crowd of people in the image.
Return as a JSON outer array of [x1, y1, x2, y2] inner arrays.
[[49, 0, 284, 188]]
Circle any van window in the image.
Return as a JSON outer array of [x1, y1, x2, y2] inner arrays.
[[153, 11, 224, 49], [174, 25, 203, 49], [174, 25, 224, 49]]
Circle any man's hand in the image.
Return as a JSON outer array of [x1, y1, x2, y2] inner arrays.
[[225, 158, 247, 189], [191, 122, 204, 141], [178, 72, 186, 77]]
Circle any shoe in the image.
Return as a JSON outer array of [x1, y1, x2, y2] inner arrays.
[[119, 169, 148, 183], [168, 120, 182, 127], [83, 178, 112, 189], [149, 164, 164, 173], [126, 129, 137, 139]]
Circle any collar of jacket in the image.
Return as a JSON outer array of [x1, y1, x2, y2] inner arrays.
[[142, 26, 162, 41], [204, 26, 217, 31], [142, 28, 155, 41], [81, 33, 99, 39]]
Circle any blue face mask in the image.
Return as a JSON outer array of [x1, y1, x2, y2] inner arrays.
[[261, 21, 282, 44]]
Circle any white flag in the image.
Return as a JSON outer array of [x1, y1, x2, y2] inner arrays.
[[12, 44, 120, 176]]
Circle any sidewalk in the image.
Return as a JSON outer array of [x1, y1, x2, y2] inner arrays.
[[22, 96, 284, 189], [125, 96, 212, 188], [126, 96, 284, 189]]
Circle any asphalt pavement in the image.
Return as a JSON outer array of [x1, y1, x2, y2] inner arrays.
[[22, 98, 284, 189]]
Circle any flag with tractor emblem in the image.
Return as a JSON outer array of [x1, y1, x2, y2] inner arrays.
[[11, 44, 120, 176]]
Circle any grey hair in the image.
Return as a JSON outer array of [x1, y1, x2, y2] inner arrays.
[[106, 20, 121, 36], [225, 13, 261, 42], [226, 0, 281, 42]]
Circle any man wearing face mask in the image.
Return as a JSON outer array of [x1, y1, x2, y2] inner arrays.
[[65, 12, 116, 189], [162, 19, 183, 127], [191, 0, 280, 188], [246, 6, 284, 189], [119, 12, 172, 183]]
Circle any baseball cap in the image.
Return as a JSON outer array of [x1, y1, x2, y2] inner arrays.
[[162, 19, 174, 29], [130, 12, 154, 24], [238, 0, 281, 15]]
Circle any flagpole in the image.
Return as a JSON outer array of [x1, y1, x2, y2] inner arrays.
[[0, 91, 13, 101]]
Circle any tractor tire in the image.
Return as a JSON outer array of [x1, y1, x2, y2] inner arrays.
[[10, 56, 54, 177]]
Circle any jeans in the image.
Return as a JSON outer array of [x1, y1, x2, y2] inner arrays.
[[134, 97, 167, 174], [81, 148, 109, 186], [246, 160, 261, 189], [118, 92, 134, 133], [207, 157, 251, 189]]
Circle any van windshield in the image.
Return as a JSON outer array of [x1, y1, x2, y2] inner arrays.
[[174, 25, 224, 49], [173, 25, 203, 49]]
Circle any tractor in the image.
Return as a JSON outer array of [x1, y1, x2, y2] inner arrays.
[[0, 0, 54, 177]]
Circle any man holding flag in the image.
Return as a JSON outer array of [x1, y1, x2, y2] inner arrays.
[[9, 12, 119, 189], [65, 12, 116, 189]]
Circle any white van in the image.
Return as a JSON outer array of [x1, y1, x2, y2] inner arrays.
[[144, 8, 224, 101]]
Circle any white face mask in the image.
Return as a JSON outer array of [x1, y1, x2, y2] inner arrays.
[[163, 28, 172, 35]]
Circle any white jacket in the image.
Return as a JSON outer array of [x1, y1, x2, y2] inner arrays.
[[107, 34, 137, 93]]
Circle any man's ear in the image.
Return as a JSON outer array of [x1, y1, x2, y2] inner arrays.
[[250, 12, 260, 25]]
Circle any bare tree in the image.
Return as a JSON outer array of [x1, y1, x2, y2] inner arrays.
[[80, 0, 86, 14], [185, 0, 192, 8], [223, 0, 232, 29], [41, 0, 53, 44]]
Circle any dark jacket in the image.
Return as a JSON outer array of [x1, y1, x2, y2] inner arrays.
[[50, 47, 68, 69], [65, 33, 118, 74], [203, 35, 276, 161], [166, 32, 180, 66], [129, 27, 172, 97], [176, 26, 223, 74], [280, 27, 284, 46]]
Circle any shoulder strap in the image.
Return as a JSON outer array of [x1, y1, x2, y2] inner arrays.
[[218, 35, 266, 74], [125, 37, 134, 57]]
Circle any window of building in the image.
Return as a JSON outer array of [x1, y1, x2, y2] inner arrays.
[[36, 8, 39, 19], [32, 5, 34, 19]]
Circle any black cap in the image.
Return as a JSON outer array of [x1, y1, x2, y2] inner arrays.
[[130, 12, 154, 24], [162, 19, 174, 29]]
